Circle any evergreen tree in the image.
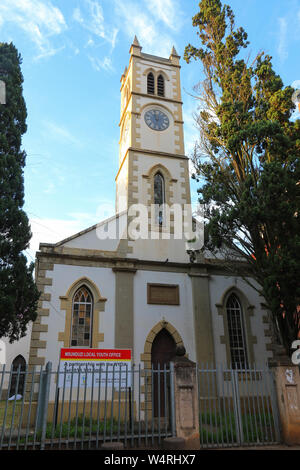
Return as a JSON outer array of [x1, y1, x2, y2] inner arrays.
[[0, 43, 39, 342], [184, 1, 300, 355]]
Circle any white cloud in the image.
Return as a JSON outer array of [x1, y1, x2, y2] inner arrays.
[[42, 120, 82, 147], [183, 98, 199, 158], [73, 7, 84, 25], [0, 0, 66, 59], [278, 17, 288, 62], [114, 0, 175, 58], [291, 80, 300, 120], [85, 0, 105, 36], [146, 0, 182, 31], [88, 55, 114, 72], [43, 182, 55, 194], [73, 0, 118, 50], [27, 214, 98, 261], [85, 38, 95, 48], [292, 80, 300, 89], [34, 44, 66, 61], [293, 110, 300, 120]]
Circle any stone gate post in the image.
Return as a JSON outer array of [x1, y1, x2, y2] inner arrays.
[[164, 346, 200, 450], [273, 363, 300, 444]]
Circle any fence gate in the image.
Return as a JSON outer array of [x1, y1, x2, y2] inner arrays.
[[197, 364, 281, 448]]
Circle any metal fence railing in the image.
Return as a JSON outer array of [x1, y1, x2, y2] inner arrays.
[[0, 363, 175, 450], [197, 363, 281, 448], [0, 362, 281, 450]]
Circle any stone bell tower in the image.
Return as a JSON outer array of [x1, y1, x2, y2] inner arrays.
[[116, 37, 192, 263]]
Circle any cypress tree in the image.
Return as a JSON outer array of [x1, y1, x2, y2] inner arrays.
[[184, 1, 300, 355], [0, 42, 39, 342]]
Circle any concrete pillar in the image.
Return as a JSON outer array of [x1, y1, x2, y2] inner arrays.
[[170, 347, 200, 450], [189, 270, 215, 365], [113, 267, 136, 351], [273, 365, 300, 445]]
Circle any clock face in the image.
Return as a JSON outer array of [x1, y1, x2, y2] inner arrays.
[[144, 109, 169, 131]]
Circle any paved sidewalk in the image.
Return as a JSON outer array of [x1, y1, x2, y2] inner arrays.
[[131, 443, 300, 451], [210, 444, 300, 450]]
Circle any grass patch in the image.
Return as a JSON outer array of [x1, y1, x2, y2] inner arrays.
[[199, 411, 275, 444], [18, 415, 123, 443], [0, 401, 22, 427], [44, 415, 121, 439]]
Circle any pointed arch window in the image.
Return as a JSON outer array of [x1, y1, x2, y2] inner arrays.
[[157, 74, 164, 97], [226, 294, 248, 368], [154, 172, 165, 225], [71, 286, 93, 347], [147, 72, 155, 95], [9, 355, 26, 397]]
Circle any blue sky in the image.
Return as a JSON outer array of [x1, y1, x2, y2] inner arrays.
[[0, 0, 299, 261]]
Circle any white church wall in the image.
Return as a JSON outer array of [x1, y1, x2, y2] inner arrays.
[[134, 151, 189, 210], [0, 326, 32, 392], [39, 264, 116, 370], [3, 328, 32, 368], [63, 227, 120, 252], [133, 270, 196, 364], [116, 157, 128, 213], [130, 238, 190, 264], [136, 152, 184, 186], [128, 151, 191, 263], [208, 275, 272, 365]]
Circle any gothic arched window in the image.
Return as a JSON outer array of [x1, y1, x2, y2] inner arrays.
[[9, 355, 26, 397], [147, 72, 155, 95], [154, 172, 165, 225], [71, 286, 93, 347], [226, 294, 248, 368], [157, 74, 164, 97]]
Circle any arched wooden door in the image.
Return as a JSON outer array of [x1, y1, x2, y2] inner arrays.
[[9, 355, 26, 397], [151, 329, 176, 417]]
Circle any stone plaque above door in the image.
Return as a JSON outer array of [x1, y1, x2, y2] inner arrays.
[[147, 283, 180, 305]]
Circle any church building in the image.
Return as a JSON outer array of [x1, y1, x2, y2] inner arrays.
[[29, 37, 273, 372]]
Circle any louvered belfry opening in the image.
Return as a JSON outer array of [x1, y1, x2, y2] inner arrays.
[[154, 172, 165, 225], [157, 74, 164, 96], [147, 72, 155, 94]]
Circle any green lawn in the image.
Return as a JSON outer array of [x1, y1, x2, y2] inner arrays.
[[199, 411, 276, 445], [0, 401, 22, 428]]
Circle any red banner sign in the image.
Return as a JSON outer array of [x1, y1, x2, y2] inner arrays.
[[60, 348, 131, 361]]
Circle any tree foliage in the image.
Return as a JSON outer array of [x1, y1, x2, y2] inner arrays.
[[184, 0, 300, 354], [0, 42, 39, 342]]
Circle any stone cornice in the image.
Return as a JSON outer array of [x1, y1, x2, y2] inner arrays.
[[131, 91, 183, 105], [115, 147, 188, 182], [128, 147, 188, 160], [133, 53, 181, 69], [36, 249, 254, 277]]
